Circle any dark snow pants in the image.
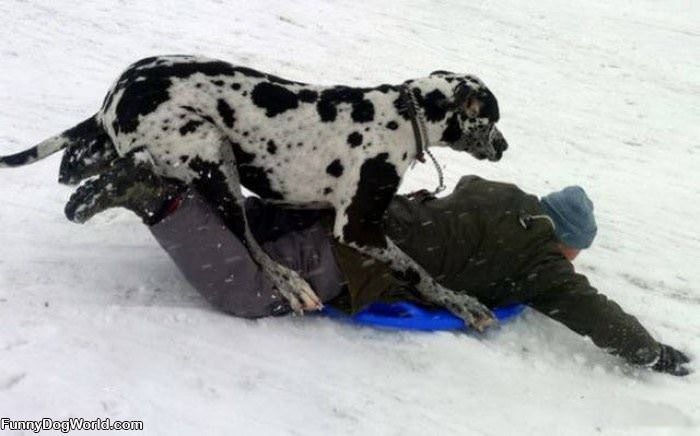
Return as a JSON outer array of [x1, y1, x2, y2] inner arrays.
[[149, 190, 346, 317]]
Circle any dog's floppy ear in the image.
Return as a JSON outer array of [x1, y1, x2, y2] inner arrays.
[[439, 82, 471, 111], [441, 83, 500, 121]]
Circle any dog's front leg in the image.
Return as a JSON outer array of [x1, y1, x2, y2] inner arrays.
[[191, 140, 323, 313], [334, 154, 496, 331], [351, 238, 496, 331]]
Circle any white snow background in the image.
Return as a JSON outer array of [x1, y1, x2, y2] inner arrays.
[[1, 0, 699, 435]]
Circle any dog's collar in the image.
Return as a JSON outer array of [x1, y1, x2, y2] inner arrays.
[[399, 85, 427, 163], [399, 84, 446, 196]]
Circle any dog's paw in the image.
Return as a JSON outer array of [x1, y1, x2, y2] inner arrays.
[[268, 266, 323, 314], [467, 306, 498, 332], [65, 180, 105, 223], [443, 292, 497, 333]]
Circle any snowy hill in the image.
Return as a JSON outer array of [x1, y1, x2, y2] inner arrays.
[[1, 0, 698, 434]]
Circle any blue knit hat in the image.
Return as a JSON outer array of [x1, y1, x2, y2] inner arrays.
[[540, 186, 597, 249]]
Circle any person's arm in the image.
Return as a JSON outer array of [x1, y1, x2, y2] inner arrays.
[[149, 190, 344, 318], [525, 257, 684, 370]]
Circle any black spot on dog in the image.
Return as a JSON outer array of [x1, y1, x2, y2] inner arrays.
[[316, 99, 337, 122], [179, 119, 203, 135], [102, 89, 116, 112], [351, 99, 374, 123], [441, 113, 463, 143], [267, 140, 277, 154], [179, 156, 188, 163], [391, 267, 421, 287], [316, 86, 375, 123], [326, 159, 344, 177], [226, 143, 283, 200], [229, 143, 253, 167], [231, 66, 265, 79], [347, 132, 363, 148], [195, 83, 203, 89], [393, 96, 411, 121], [240, 166, 283, 199], [232, 66, 306, 86], [129, 56, 160, 69], [231, 83, 241, 90], [63, 116, 100, 141], [217, 99, 236, 128], [376, 84, 398, 93], [402, 152, 407, 161], [298, 89, 318, 103], [323, 187, 333, 195], [0, 146, 38, 166], [212, 80, 225, 86], [386, 120, 398, 130], [58, 116, 119, 185], [342, 153, 400, 247], [251, 82, 299, 117], [423, 89, 448, 122], [188, 157, 246, 236], [110, 56, 242, 127], [113, 74, 172, 134]]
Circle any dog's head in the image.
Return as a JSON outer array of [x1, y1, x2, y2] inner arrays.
[[426, 71, 508, 161]]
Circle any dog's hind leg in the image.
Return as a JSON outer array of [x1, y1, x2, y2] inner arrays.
[[191, 141, 323, 313], [334, 153, 496, 331], [64, 147, 183, 224]]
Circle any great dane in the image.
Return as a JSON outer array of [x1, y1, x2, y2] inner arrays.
[[0, 55, 508, 330]]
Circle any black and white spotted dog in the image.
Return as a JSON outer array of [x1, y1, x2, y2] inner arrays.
[[0, 55, 508, 329]]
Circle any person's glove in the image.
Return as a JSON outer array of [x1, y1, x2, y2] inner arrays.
[[650, 343, 691, 376]]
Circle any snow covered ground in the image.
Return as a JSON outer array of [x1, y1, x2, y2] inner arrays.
[[1, 0, 698, 434]]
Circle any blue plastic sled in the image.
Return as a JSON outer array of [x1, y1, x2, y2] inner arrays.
[[321, 301, 526, 332]]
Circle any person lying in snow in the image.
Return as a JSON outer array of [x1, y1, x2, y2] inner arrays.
[[65, 159, 691, 376]]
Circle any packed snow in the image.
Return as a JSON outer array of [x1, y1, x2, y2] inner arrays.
[[1, 0, 698, 434]]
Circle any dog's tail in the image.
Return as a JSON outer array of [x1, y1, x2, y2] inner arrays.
[[0, 115, 98, 168]]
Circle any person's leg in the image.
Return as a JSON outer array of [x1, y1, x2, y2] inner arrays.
[[64, 161, 345, 317]]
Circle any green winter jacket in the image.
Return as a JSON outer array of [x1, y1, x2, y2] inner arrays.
[[331, 176, 660, 365]]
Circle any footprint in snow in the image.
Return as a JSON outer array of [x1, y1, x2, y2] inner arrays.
[[0, 373, 26, 390]]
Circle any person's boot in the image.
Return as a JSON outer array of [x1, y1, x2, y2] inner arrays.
[[65, 154, 186, 225]]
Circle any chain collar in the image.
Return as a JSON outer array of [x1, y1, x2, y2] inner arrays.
[[399, 84, 446, 196]]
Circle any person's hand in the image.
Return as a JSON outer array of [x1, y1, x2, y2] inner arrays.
[[650, 343, 691, 376]]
